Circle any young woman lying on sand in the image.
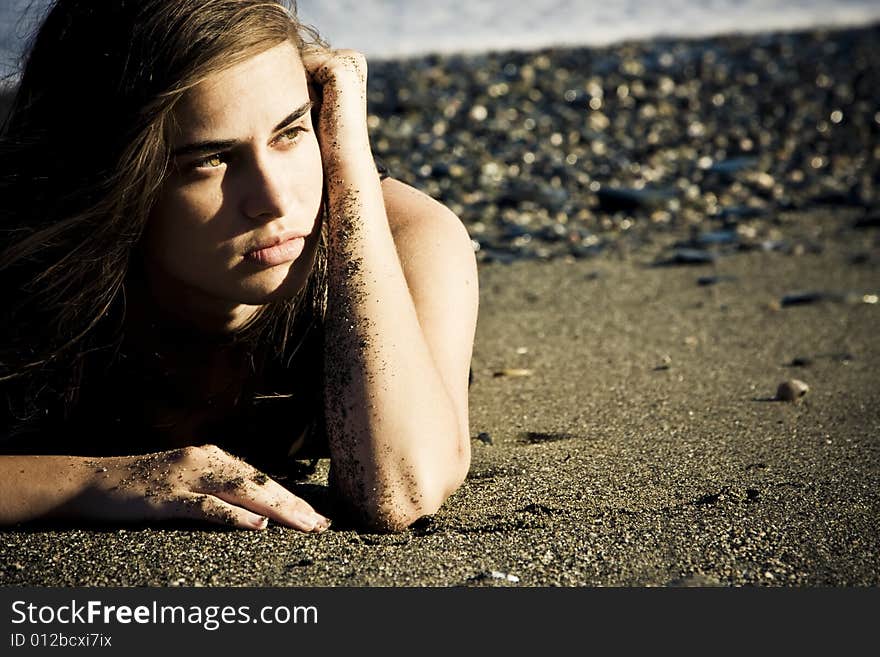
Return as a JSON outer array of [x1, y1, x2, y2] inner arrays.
[[0, 0, 477, 533]]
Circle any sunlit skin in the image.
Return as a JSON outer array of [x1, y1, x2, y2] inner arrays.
[[143, 42, 324, 332], [0, 40, 478, 533]]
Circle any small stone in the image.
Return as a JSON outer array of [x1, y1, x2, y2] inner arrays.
[[654, 248, 717, 267], [493, 368, 534, 378], [697, 275, 737, 286], [469, 105, 488, 121], [781, 291, 841, 307], [475, 432, 493, 445], [776, 379, 809, 401]]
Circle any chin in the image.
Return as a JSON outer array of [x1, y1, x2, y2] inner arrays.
[[238, 262, 313, 304]]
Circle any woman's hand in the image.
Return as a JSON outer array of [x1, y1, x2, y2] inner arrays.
[[300, 48, 370, 156], [301, 47, 367, 92], [61, 445, 331, 532]]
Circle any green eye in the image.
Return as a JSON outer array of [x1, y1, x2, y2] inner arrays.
[[201, 154, 224, 168], [280, 126, 304, 142]]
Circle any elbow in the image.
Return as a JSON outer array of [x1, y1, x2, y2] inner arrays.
[[360, 500, 427, 534], [359, 447, 471, 533], [358, 484, 447, 534]]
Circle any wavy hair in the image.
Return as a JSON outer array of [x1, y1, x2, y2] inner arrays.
[[0, 0, 328, 435]]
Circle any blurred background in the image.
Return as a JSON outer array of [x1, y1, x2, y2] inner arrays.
[[3, 0, 880, 75], [1, 0, 878, 264]]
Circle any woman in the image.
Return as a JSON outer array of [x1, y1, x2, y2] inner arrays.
[[0, 0, 478, 533]]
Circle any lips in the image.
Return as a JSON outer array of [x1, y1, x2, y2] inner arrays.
[[244, 233, 307, 266]]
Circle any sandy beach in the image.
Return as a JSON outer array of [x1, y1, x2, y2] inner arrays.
[[1, 25, 878, 586], [1, 207, 877, 587]]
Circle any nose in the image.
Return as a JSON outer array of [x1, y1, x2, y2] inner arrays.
[[239, 154, 290, 221]]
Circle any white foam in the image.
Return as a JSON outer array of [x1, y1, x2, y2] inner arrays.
[[2, 0, 879, 76], [294, 0, 880, 58]]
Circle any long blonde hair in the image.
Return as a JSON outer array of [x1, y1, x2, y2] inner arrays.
[[0, 0, 328, 433]]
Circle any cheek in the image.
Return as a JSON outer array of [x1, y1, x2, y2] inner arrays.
[[298, 136, 325, 211], [144, 186, 225, 270]]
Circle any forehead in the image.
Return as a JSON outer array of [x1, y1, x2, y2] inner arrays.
[[171, 41, 307, 138]]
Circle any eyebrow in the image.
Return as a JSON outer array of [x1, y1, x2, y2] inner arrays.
[[171, 100, 313, 158]]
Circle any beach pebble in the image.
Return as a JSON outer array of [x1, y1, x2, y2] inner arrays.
[[845, 293, 878, 305], [493, 368, 534, 377], [697, 274, 737, 286], [595, 186, 675, 212], [475, 432, 494, 445], [853, 213, 880, 230], [654, 248, 717, 267], [781, 291, 832, 307], [776, 379, 809, 402]]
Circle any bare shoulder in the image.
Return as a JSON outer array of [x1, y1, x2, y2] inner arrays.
[[381, 177, 475, 268], [381, 176, 478, 434], [381, 177, 478, 300]]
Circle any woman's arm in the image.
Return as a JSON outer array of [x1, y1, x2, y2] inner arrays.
[[304, 50, 478, 531], [0, 447, 330, 531]]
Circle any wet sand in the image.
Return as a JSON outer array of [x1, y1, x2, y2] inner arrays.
[[1, 207, 877, 587]]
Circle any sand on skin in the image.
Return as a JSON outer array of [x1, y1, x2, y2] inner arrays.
[[1, 208, 877, 587]]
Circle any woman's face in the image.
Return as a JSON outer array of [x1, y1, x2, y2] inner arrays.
[[144, 40, 323, 329]]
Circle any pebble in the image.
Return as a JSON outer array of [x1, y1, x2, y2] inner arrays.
[[475, 432, 493, 445], [490, 570, 520, 583], [654, 248, 717, 266], [493, 368, 534, 378], [853, 213, 880, 230], [697, 275, 737, 286], [595, 186, 676, 212], [781, 291, 833, 306], [776, 379, 809, 402], [781, 291, 879, 307]]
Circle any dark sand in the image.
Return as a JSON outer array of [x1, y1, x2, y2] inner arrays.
[[1, 207, 876, 587], [1, 24, 879, 587]]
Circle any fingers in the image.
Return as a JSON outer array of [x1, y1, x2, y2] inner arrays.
[[199, 473, 331, 533], [185, 445, 331, 533], [300, 48, 366, 87], [300, 47, 333, 77], [165, 491, 269, 531]]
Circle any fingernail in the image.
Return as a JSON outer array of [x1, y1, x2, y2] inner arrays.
[[314, 516, 332, 533], [293, 511, 318, 531], [252, 515, 269, 530]]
